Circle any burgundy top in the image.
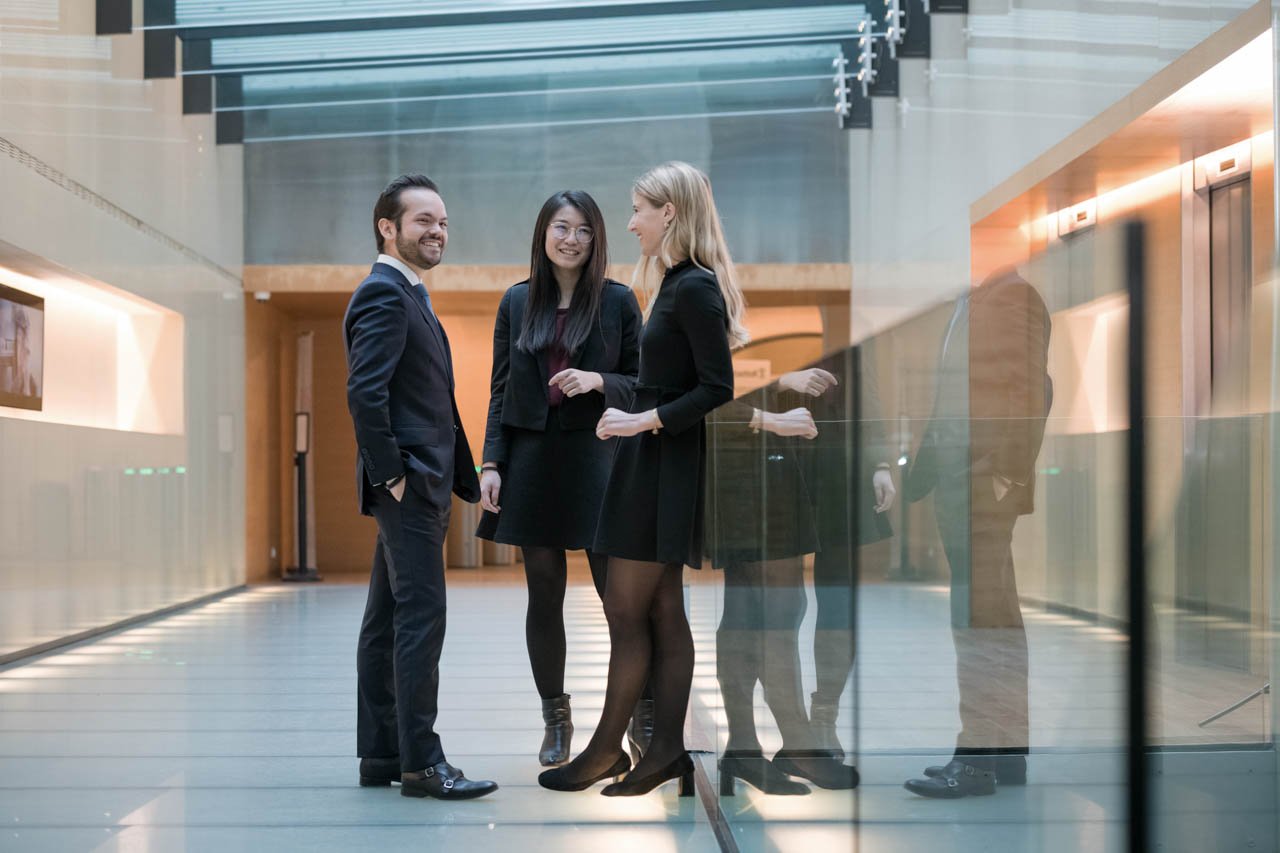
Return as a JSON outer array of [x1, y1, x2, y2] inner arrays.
[[546, 309, 571, 407]]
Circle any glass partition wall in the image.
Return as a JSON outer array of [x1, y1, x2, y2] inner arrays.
[[697, 221, 1143, 850]]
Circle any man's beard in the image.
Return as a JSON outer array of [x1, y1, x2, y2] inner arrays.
[[396, 230, 441, 271]]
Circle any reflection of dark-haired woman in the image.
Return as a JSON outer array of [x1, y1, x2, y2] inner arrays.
[[791, 352, 895, 759], [477, 190, 642, 766]]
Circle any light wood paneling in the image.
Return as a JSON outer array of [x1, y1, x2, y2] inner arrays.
[[244, 299, 283, 583]]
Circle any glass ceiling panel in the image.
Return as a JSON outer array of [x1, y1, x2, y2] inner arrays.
[[209, 6, 864, 66], [175, 0, 727, 28], [240, 44, 841, 95], [242, 73, 831, 141]]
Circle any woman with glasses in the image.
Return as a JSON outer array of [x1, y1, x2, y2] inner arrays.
[[477, 190, 642, 767], [539, 162, 746, 796]]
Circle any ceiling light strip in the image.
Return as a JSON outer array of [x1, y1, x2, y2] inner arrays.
[[220, 73, 831, 112]]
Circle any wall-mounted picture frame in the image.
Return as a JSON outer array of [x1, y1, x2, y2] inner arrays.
[[0, 283, 45, 411]]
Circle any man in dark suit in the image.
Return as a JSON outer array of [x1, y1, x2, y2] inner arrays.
[[345, 174, 495, 800], [903, 268, 1052, 798]]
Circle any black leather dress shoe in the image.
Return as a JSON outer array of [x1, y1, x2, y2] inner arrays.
[[359, 757, 400, 787], [924, 754, 1026, 785], [401, 762, 498, 800], [904, 760, 995, 799]]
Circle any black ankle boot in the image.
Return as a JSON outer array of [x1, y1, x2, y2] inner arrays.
[[809, 693, 845, 759], [539, 694, 573, 766], [627, 698, 655, 763]]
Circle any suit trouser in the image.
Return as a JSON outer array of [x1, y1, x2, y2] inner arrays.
[[934, 474, 1029, 765], [357, 486, 451, 771]]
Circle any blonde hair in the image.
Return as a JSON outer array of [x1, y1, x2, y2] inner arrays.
[[632, 161, 749, 349]]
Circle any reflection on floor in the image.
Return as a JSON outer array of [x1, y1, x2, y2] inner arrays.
[[0, 567, 1275, 852]]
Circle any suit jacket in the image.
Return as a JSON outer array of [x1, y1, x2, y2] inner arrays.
[[344, 262, 481, 515], [906, 269, 1052, 516], [481, 279, 641, 467]]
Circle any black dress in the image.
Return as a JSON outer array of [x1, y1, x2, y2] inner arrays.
[[593, 260, 735, 568], [704, 396, 820, 568], [476, 280, 642, 549]]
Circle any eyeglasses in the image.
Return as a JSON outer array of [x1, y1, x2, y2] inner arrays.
[[550, 222, 594, 243]]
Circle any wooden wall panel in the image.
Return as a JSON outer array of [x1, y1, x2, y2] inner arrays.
[[243, 299, 283, 583]]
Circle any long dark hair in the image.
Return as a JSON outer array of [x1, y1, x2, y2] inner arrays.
[[516, 190, 608, 356]]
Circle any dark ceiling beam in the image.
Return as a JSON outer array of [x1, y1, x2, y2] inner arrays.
[[182, 30, 854, 78], [143, 0, 176, 78], [183, 40, 213, 114], [216, 77, 245, 145], [899, 0, 930, 58], [96, 0, 132, 35], [155, 0, 856, 40]]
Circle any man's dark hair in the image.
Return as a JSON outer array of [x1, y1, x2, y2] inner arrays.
[[373, 174, 441, 252]]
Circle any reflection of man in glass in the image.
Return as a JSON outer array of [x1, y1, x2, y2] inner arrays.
[[903, 269, 1051, 798], [4, 305, 37, 397]]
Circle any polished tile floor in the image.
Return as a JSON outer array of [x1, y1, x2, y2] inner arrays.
[[0, 567, 1273, 852]]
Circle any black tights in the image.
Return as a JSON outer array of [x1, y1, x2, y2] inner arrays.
[[522, 546, 609, 699], [560, 558, 692, 780], [717, 558, 815, 753]]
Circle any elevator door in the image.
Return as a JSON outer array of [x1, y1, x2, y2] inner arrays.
[[1178, 177, 1253, 672]]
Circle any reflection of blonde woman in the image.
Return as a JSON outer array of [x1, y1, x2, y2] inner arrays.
[[539, 161, 746, 796]]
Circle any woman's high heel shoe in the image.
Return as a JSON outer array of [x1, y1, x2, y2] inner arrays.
[[719, 752, 810, 796], [537, 752, 630, 792], [772, 749, 860, 790], [601, 752, 695, 797]]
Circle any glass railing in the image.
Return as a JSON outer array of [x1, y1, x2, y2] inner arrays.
[[695, 220, 1151, 849]]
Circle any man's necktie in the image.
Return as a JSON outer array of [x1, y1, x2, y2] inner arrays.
[[413, 282, 436, 318]]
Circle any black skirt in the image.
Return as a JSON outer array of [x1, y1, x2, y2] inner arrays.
[[475, 413, 612, 550]]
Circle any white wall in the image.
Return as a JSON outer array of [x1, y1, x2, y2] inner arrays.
[[0, 0, 245, 657]]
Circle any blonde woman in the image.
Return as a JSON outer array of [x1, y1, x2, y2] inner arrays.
[[538, 161, 747, 797]]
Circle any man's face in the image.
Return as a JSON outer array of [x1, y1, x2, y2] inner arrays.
[[382, 188, 447, 272]]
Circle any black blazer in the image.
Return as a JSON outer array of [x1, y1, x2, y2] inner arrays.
[[344, 262, 481, 514], [482, 279, 641, 467]]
